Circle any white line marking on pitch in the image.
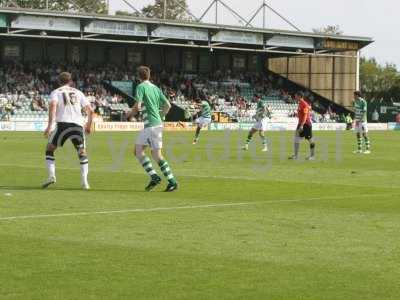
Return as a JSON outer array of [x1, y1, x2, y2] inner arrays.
[[0, 193, 393, 222]]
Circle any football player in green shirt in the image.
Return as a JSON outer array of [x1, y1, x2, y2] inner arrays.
[[353, 91, 371, 154], [242, 96, 271, 152], [131, 66, 178, 192], [192, 98, 212, 144]]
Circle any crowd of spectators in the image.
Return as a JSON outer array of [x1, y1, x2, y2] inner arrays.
[[288, 105, 343, 123], [152, 70, 300, 121], [0, 62, 345, 123], [0, 62, 130, 120]]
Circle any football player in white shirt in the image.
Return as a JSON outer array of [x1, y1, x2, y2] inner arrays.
[[43, 72, 94, 190]]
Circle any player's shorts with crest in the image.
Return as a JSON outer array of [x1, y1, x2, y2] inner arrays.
[[355, 122, 368, 134], [195, 117, 212, 127], [136, 125, 163, 149], [252, 118, 268, 131], [48, 122, 85, 149]]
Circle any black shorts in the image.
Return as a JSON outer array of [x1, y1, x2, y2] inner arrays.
[[297, 123, 313, 140], [48, 122, 85, 149]]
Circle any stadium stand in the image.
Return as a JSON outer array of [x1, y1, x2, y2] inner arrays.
[[0, 62, 343, 123]]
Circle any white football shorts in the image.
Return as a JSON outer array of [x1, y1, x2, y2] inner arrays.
[[355, 122, 368, 134], [195, 116, 212, 127], [252, 118, 268, 131], [136, 125, 163, 150]]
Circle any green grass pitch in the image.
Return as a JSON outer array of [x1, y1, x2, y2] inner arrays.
[[0, 130, 399, 299]]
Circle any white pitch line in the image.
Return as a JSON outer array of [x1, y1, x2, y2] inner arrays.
[[0, 193, 393, 222]]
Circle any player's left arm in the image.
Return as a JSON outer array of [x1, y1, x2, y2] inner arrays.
[[298, 106, 309, 131], [265, 105, 272, 118], [362, 100, 368, 114], [162, 100, 172, 119]]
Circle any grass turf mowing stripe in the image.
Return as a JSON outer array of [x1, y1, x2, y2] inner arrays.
[[0, 193, 394, 222], [1, 164, 400, 191]]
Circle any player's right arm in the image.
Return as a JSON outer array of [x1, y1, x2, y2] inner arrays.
[[128, 97, 142, 119], [298, 102, 309, 132], [80, 92, 94, 134], [84, 104, 94, 134], [129, 85, 144, 119], [130, 101, 142, 119], [44, 93, 57, 137], [192, 102, 201, 117]]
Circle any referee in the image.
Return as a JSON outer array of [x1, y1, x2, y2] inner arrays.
[[289, 91, 316, 160]]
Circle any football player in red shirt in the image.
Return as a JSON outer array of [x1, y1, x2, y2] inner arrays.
[[289, 91, 316, 160]]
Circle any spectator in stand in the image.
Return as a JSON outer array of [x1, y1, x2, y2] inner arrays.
[[4, 101, 13, 120], [372, 109, 379, 122], [38, 96, 47, 111], [396, 113, 400, 124], [31, 96, 44, 111]]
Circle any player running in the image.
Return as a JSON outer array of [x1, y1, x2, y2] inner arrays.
[[353, 91, 371, 154], [242, 96, 271, 152], [192, 98, 212, 144], [43, 72, 94, 189], [131, 66, 178, 192], [289, 91, 316, 160]]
